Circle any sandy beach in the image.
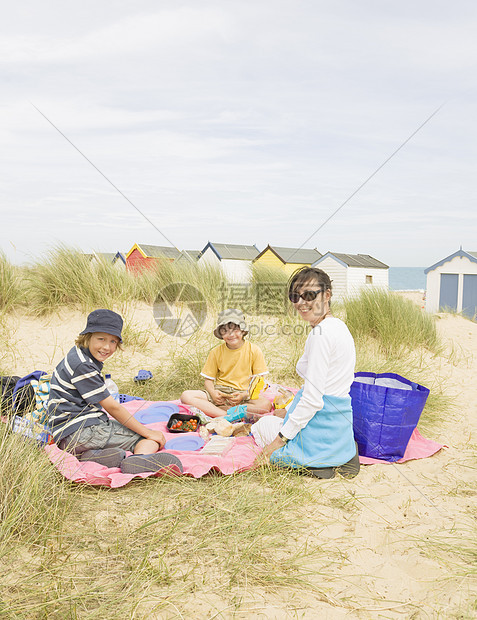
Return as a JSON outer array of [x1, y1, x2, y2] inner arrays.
[[1, 297, 476, 618]]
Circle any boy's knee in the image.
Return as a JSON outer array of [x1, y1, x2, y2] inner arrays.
[[180, 390, 194, 403], [254, 397, 272, 412]]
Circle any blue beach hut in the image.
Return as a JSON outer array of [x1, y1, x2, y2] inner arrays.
[[425, 249, 477, 319]]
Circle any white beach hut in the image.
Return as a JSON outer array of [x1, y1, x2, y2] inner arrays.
[[87, 251, 126, 269], [175, 250, 201, 265], [197, 242, 260, 282], [424, 249, 477, 318], [312, 252, 389, 300]]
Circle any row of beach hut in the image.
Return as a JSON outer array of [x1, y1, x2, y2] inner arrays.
[[89, 243, 477, 318], [91, 242, 389, 301]]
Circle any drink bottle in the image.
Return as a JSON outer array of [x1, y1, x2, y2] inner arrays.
[[104, 374, 120, 401]]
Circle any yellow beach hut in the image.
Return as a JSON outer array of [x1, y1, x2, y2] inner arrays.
[[253, 245, 322, 276]]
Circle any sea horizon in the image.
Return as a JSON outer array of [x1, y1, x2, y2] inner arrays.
[[388, 267, 426, 291]]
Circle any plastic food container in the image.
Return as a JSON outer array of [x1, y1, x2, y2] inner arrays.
[[200, 436, 235, 456], [167, 413, 201, 433]]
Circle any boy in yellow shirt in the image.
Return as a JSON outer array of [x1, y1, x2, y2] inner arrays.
[[180, 309, 272, 418]]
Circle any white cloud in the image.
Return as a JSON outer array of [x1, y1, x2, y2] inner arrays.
[[0, 6, 231, 64], [0, 1, 476, 267]]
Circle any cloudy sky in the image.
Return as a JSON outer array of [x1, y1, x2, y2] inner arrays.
[[1, 1, 476, 266]]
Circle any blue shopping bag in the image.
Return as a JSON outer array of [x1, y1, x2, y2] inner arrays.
[[350, 372, 430, 462]]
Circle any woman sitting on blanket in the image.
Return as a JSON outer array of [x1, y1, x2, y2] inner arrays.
[[251, 267, 360, 479]]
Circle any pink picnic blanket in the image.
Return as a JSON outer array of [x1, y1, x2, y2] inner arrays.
[[44, 400, 262, 488], [44, 400, 445, 488], [359, 428, 444, 465]]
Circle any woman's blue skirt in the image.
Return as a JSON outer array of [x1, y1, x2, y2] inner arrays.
[[270, 388, 356, 469]]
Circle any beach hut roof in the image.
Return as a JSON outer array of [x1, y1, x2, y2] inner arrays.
[[424, 249, 477, 273], [113, 251, 126, 264], [127, 244, 182, 260], [315, 252, 388, 269], [254, 245, 322, 264], [83, 252, 118, 263], [177, 250, 201, 261], [200, 242, 259, 261], [95, 252, 117, 262]]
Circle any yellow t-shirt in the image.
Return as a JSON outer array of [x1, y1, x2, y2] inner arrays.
[[200, 341, 268, 391]]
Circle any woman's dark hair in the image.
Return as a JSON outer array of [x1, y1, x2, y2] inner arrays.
[[287, 266, 333, 302]]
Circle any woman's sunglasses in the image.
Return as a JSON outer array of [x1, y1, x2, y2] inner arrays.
[[288, 288, 325, 303]]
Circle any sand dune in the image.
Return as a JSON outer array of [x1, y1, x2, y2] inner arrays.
[[1, 303, 476, 617]]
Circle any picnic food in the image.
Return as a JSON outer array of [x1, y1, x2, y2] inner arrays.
[[167, 413, 201, 433], [205, 418, 234, 437], [170, 419, 198, 432]]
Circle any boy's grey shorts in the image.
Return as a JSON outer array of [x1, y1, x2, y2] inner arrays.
[[58, 420, 142, 455]]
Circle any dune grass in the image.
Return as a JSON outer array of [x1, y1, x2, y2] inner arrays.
[[250, 264, 288, 316], [0, 252, 25, 313], [118, 334, 210, 401], [21, 245, 227, 318], [343, 287, 441, 356], [0, 466, 338, 617], [26, 246, 136, 315], [0, 417, 72, 556]]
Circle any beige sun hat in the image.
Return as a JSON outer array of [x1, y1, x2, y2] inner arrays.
[[213, 309, 249, 339]]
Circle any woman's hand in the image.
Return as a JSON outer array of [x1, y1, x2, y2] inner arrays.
[[254, 435, 288, 466]]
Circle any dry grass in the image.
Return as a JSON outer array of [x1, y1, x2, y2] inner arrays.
[[343, 288, 441, 356], [0, 468, 340, 618], [0, 420, 73, 555], [0, 252, 25, 313], [1, 248, 475, 618]]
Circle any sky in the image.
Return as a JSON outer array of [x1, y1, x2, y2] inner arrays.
[[1, 0, 476, 267]]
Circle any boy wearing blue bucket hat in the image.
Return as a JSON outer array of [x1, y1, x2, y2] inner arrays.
[[47, 309, 182, 474]]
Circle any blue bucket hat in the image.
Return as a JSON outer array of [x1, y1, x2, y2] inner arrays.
[[80, 309, 123, 342]]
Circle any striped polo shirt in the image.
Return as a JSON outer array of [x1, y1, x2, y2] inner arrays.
[[47, 346, 110, 442]]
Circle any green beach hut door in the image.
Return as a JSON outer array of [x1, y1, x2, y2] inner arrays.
[[439, 273, 458, 311], [462, 274, 477, 319]]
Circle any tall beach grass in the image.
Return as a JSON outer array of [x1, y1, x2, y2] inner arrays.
[[343, 287, 440, 356], [0, 251, 25, 313], [0, 464, 335, 617], [251, 264, 288, 316], [0, 418, 72, 556], [23, 245, 227, 316], [27, 246, 137, 314]]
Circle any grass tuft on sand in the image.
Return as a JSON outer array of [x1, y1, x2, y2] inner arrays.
[[0, 252, 25, 313], [0, 416, 72, 554], [0, 467, 337, 617], [343, 287, 440, 356]]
